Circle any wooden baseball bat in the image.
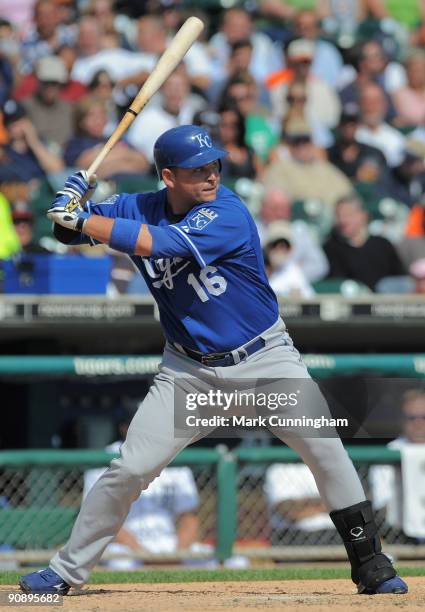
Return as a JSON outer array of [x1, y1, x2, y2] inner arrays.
[[86, 15, 204, 179]]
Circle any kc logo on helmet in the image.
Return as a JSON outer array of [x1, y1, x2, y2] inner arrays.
[[194, 133, 212, 148]]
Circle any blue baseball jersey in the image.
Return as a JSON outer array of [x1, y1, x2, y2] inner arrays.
[[80, 185, 279, 353]]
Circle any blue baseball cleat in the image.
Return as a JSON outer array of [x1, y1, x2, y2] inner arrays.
[[358, 575, 408, 595], [19, 568, 70, 595]]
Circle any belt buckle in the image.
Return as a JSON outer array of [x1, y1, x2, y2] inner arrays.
[[201, 354, 214, 366], [202, 352, 232, 367]]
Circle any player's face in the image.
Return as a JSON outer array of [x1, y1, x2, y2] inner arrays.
[[166, 161, 221, 207]]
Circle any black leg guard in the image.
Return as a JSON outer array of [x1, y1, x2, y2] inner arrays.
[[330, 500, 396, 592]]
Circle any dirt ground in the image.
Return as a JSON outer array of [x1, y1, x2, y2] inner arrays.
[[2, 577, 424, 612]]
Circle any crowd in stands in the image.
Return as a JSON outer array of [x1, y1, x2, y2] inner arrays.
[[1, 0, 425, 295]]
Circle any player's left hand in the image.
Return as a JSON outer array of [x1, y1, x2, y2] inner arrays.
[[47, 206, 90, 232], [60, 170, 97, 203], [51, 171, 98, 215]]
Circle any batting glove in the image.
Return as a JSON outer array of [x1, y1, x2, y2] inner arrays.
[[51, 171, 98, 214], [60, 170, 97, 202], [47, 205, 90, 232]]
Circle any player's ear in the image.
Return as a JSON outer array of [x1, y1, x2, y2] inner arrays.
[[161, 168, 175, 189]]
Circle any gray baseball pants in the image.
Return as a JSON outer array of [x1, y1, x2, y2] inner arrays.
[[51, 318, 365, 586]]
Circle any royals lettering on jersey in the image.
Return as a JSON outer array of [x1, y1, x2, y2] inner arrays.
[[81, 185, 279, 353]]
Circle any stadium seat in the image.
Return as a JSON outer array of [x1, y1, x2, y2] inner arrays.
[[291, 199, 332, 241], [312, 278, 372, 295]]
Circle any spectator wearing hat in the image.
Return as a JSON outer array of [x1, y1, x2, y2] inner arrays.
[[257, 186, 329, 282], [12, 204, 50, 254], [262, 119, 352, 210], [0, 164, 31, 207], [294, 10, 343, 89], [271, 79, 333, 152], [323, 194, 406, 291], [1, 98, 64, 180], [266, 38, 341, 128], [22, 55, 74, 151], [20, 0, 76, 75], [14, 46, 87, 104], [263, 220, 315, 298]]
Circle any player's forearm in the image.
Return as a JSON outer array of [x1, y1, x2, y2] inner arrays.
[[28, 138, 65, 174], [83, 215, 153, 256], [114, 527, 146, 552], [275, 499, 326, 522], [176, 513, 199, 549]]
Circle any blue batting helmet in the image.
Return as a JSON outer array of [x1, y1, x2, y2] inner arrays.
[[153, 125, 227, 177]]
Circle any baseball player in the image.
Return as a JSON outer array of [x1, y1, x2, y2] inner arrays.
[[20, 125, 407, 595]]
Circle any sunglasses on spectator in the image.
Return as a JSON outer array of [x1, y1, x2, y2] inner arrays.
[[404, 415, 425, 421], [230, 94, 253, 102], [288, 136, 311, 145], [40, 80, 64, 87], [287, 95, 306, 103]]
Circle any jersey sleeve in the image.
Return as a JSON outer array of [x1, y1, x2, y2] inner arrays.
[[149, 201, 251, 268]]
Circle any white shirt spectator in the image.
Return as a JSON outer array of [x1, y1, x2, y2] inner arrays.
[[338, 62, 407, 93], [71, 49, 156, 85], [269, 260, 315, 298], [311, 39, 344, 89], [177, 41, 212, 83], [258, 220, 329, 283], [356, 123, 406, 167], [369, 437, 425, 537], [127, 96, 206, 163], [209, 31, 283, 86], [264, 463, 335, 531], [84, 441, 199, 556]]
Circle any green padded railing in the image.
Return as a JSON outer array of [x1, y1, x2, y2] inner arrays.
[[0, 354, 424, 377], [0, 446, 400, 558]]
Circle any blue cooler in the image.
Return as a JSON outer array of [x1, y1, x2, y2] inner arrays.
[[3, 254, 112, 294]]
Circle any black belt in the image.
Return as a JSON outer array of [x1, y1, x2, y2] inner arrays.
[[173, 336, 266, 367]]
